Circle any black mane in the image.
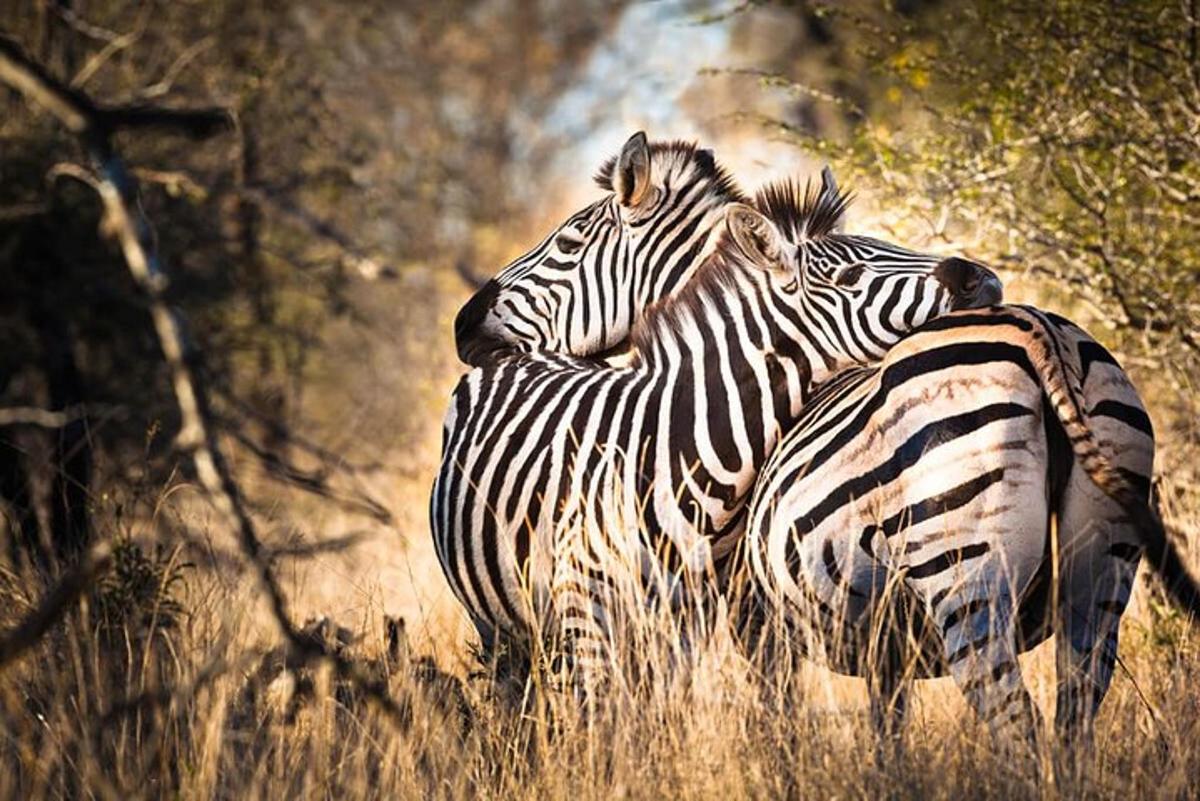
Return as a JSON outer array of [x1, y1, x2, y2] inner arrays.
[[754, 176, 854, 241], [627, 254, 743, 360], [626, 169, 854, 360], [593, 139, 745, 204]]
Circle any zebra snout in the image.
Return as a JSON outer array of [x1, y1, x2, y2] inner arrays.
[[455, 279, 507, 366], [935, 257, 1004, 309]]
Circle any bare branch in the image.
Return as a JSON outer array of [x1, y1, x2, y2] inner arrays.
[[212, 389, 390, 476], [0, 402, 120, 429], [700, 66, 866, 119], [238, 185, 394, 280], [264, 531, 370, 561], [137, 36, 215, 101], [70, 6, 148, 89], [132, 168, 208, 201], [0, 38, 408, 725], [0, 36, 231, 140], [225, 426, 394, 524], [49, 5, 124, 43], [0, 202, 48, 221]]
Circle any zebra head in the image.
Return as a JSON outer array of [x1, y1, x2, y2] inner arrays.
[[455, 132, 745, 366], [719, 177, 1003, 383]]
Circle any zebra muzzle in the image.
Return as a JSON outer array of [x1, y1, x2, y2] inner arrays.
[[936, 257, 1004, 309]]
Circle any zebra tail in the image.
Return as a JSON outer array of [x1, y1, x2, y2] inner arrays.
[[1017, 307, 1200, 619]]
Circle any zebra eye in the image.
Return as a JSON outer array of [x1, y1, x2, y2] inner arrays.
[[781, 276, 798, 293], [555, 231, 584, 254], [835, 264, 865, 287]]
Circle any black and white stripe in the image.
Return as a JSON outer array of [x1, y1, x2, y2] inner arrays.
[[432, 182, 994, 693], [738, 305, 1200, 746], [454, 133, 745, 366], [448, 133, 1199, 747]]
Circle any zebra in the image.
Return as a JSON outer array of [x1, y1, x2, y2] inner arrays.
[[738, 304, 1200, 750], [431, 179, 1000, 695], [455, 130, 992, 370], [450, 132, 1199, 748], [455, 132, 742, 366]]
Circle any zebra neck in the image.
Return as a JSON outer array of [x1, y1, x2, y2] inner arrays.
[[632, 280, 813, 529], [629, 196, 731, 314]]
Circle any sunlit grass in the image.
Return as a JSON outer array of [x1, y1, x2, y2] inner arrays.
[[1, 490, 1197, 800]]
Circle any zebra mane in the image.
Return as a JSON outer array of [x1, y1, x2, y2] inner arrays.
[[754, 176, 854, 240], [593, 140, 746, 204]]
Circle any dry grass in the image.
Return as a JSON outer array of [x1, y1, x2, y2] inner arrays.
[[1, 498, 1198, 800]]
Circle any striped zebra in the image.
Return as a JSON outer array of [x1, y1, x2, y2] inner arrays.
[[739, 305, 1200, 749], [449, 132, 1199, 746], [454, 132, 744, 366], [431, 178, 999, 694]]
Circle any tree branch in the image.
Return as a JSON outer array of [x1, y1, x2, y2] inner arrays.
[[0, 404, 120, 428], [0, 37, 407, 724], [0, 36, 230, 140]]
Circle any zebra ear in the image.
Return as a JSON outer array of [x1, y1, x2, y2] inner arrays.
[[614, 131, 653, 208], [726, 203, 787, 271], [820, 165, 846, 234]]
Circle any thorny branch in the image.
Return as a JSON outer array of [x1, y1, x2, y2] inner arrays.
[[0, 38, 408, 725]]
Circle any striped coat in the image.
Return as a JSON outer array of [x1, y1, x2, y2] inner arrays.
[[432, 186, 997, 694], [740, 305, 1200, 745]]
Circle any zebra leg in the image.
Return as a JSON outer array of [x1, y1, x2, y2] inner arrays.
[[1053, 592, 1127, 759], [1051, 347, 1153, 754], [551, 575, 612, 705], [937, 584, 1044, 749], [867, 586, 923, 758], [1053, 500, 1142, 752]]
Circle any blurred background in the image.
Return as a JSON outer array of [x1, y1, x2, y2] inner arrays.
[[2, 0, 1197, 670]]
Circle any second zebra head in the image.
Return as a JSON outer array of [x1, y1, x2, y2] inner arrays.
[[454, 132, 1003, 366]]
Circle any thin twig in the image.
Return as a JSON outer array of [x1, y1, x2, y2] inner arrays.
[[237, 185, 393, 280], [0, 404, 113, 428], [69, 6, 148, 89]]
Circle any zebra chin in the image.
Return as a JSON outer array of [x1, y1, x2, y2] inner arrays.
[[456, 332, 521, 368], [454, 279, 522, 366]]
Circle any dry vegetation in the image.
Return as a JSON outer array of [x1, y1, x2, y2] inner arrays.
[[1, 519, 1199, 800], [3, 1, 1200, 799]]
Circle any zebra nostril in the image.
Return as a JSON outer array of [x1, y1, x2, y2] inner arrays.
[[934, 257, 975, 295]]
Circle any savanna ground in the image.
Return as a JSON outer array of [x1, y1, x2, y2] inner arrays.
[[3, 2, 1200, 799]]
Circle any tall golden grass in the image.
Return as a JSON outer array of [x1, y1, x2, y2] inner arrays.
[[1, 472, 1198, 800]]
